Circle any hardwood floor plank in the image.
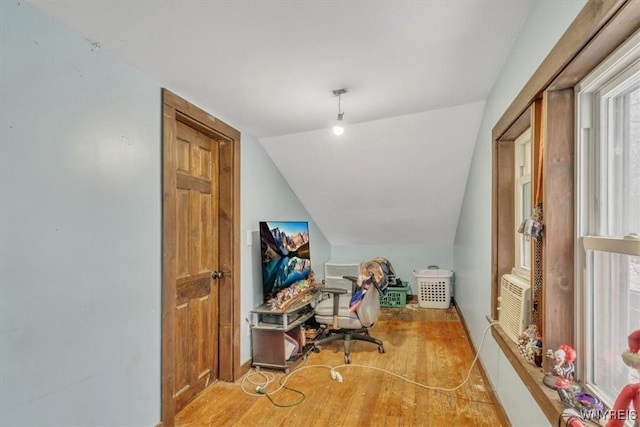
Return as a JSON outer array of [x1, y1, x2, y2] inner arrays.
[[175, 305, 506, 426]]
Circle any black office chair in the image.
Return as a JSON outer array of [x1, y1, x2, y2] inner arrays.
[[313, 258, 391, 364]]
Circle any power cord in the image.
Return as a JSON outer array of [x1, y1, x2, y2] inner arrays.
[[242, 321, 500, 407], [331, 321, 499, 392], [241, 369, 276, 396], [257, 382, 305, 408], [241, 358, 313, 407]]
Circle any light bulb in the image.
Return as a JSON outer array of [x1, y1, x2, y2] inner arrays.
[[333, 112, 345, 136]]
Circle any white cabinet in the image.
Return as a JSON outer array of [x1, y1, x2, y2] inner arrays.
[[324, 259, 361, 292]]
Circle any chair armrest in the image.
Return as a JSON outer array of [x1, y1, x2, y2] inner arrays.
[[318, 286, 349, 329], [342, 275, 359, 293]]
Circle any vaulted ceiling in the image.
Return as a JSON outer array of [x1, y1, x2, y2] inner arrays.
[[26, 0, 534, 245]]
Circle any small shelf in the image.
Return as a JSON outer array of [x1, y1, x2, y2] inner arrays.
[[250, 293, 318, 372], [254, 310, 314, 330]]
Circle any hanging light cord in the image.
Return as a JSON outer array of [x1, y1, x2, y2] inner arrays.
[[332, 88, 347, 119]]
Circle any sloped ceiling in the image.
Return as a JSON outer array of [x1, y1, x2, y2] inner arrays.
[[25, 0, 534, 246], [261, 101, 485, 245]]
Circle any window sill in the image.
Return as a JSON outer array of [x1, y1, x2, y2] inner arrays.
[[491, 323, 564, 424]]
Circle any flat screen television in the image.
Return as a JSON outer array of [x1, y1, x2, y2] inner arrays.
[[259, 221, 312, 303]]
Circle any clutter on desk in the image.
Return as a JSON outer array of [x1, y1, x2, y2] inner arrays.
[[267, 271, 321, 312]]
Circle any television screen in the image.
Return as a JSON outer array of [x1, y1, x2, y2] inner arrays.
[[259, 221, 311, 303]]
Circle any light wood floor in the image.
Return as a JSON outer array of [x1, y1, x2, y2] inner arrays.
[[176, 303, 506, 427]]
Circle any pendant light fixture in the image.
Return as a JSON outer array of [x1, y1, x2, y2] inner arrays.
[[332, 88, 348, 136]]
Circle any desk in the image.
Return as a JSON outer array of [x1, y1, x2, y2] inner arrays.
[[250, 292, 318, 372]]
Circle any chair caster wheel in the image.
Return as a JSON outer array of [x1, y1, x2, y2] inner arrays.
[[345, 354, 351, 364], [313, 346, 321, 353], [378, 345, 385, 354]]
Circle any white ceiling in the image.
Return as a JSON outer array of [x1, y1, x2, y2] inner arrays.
[[26, 0, 534, 246]]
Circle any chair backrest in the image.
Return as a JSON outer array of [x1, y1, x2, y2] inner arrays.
[[356, 283, 380, 327]]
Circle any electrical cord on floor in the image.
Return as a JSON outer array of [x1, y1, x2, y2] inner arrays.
[[257, 382, 306, 408], [243, 321, 501, 408], [241, 369, 276, 396], [333, 320, 500, 392], [241, 356, 321, 407]]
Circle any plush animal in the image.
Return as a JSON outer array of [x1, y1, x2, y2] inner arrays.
[[606, 329, 640, 427]]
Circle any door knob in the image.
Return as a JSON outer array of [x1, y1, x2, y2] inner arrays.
[[212, 270, 231, 279]]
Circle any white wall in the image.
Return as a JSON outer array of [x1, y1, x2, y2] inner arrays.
[[239, 133, 331, 363], [0, 2, 161, 425], [453, 1, 586, 426], [0, 1, 330, 425]]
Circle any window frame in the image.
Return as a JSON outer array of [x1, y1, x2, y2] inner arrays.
[[575, 30, 640, 406], [513, 128, 532, 280]]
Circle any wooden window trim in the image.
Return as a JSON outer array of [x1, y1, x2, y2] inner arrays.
[[491, 1, 640, 424], [492, 0, 632, 143]]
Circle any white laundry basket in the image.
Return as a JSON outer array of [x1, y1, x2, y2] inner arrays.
[[414, 268, 453, 309]]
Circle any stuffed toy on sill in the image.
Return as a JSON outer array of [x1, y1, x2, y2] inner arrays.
[[553, 344, 577, 388], [606, 329, 640, 427]]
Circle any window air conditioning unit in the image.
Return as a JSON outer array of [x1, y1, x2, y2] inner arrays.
[[498, 273, 531, 344]]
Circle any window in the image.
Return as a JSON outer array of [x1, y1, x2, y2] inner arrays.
[[514, 128, 532, 279], [576, 29, 640, 407]]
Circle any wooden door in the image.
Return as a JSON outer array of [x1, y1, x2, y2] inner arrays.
[[162, 89, 241, 426], [173, 120, 220, 411]]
